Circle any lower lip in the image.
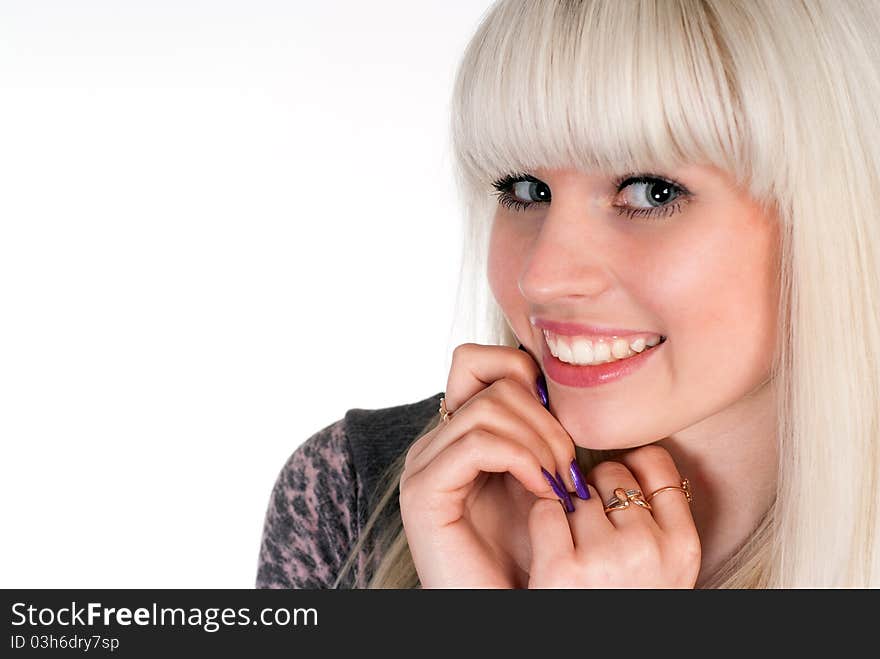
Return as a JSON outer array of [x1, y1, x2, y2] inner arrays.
[[541, 338, 665, 387]]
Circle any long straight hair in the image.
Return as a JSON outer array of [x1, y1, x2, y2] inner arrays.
[[334, 0, 880, 588]]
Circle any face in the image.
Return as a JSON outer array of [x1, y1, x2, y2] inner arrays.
[[488, 164, 781, 449]]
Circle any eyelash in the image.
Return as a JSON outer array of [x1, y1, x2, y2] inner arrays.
[[490, 172, 693, 221]]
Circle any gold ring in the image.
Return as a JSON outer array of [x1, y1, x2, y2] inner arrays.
[[439, 397, 453, 423], [603, 487, 653, 514], [645, 478, 693, 504]]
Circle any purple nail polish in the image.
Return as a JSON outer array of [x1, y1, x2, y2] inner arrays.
[[542, 467, 573, 511], [555, 470, 575, 513], [536, 373, 549, 409], [569, 459, 590, 500], [519, 345, 550, 409], [541, 467, 564, 497]]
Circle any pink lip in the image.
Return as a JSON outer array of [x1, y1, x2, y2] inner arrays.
[[541, 336, 665, 388], [530, 316, 659, 337]]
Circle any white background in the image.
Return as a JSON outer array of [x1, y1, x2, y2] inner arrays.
[[0, 0, 496, 587]]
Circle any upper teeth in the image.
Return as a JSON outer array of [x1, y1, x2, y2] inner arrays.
[[543, 329, 664, 366]]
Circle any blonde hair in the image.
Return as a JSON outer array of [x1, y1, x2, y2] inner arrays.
[[333, 0, 880, 588]]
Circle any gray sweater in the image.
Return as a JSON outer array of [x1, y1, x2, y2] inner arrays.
[[255, 390, 444, 588]]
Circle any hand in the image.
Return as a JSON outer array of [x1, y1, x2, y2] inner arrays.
[[526, 445, 701, 588], [399, 342, 581, 588]]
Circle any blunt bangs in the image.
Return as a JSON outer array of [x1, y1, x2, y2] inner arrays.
[[451, 0, 761, 199]]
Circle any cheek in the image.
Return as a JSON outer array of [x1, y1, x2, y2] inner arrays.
[[487, 219, 526, 309], [659, 220, 779, 383]]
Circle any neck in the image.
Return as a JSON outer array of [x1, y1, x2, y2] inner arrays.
[[657, 380, 778, 587]]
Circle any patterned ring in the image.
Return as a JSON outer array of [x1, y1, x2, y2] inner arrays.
[[603, 487, 653, 514]]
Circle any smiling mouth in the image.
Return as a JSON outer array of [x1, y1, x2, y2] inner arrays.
[[543, 328, 667, 366]]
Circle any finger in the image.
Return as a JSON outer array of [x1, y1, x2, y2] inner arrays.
[[403, 419, 445, 471], [615, 445, 695, 534], [528, 497, 575, 569], [443, 343, 545, 415], [405, 429, 558, 510], [409, 378, 576, 490], [563, 484, 615, 549], [406, 342, 544, 468], [588, 460, 657, 530], [406, 388, 557, 479]]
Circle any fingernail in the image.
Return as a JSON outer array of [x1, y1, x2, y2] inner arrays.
[[569, 459, 590, 500], [536, 373, 549, 409], [541, 467, 564, 496], [542, 467, 574, 512], [555, 470, 575, 513], [519, 344, 550, 409]]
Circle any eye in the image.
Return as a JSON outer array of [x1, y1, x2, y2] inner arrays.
[[491, 173, 551, 212], [491, 171, 693, 221], [612, 174, 693, 221]]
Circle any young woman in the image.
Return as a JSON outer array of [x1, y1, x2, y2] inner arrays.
[[257, 0, 880, 588]]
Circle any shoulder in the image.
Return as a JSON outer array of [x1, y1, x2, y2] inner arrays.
[[256, 417, 357, 588], [274, 388, 444, 504], [256, 390, 443, 588]]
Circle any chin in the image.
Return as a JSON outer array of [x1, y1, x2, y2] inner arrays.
[[553, 407, 667, 452]]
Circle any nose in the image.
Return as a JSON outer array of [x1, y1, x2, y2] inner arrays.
[[517, 197, 615, 305]]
